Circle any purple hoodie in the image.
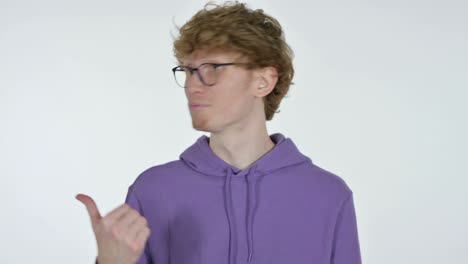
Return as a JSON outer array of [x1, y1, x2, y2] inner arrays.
[[125, 133, 362, 264]]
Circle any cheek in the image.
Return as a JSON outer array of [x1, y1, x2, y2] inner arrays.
[[217, 87, 254, 119]]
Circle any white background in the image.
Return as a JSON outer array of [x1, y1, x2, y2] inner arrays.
[[1, 0, 467, 263]]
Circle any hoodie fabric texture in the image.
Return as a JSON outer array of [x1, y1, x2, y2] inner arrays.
[[125, 133, 362, 264]]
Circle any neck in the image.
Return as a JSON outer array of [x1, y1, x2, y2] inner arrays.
[[208, 122, 275, 171]]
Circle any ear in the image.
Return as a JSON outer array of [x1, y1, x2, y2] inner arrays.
[[252, 66, 278, 98]]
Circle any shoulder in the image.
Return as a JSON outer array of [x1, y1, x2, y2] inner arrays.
[[129, 160, 189, 191], [298, 160, 353, 201]]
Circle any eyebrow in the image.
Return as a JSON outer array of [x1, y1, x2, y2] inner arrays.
[[183, 56, 234, 67], [183, 61, 227, 68]]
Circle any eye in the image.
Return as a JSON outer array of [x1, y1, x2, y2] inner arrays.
[[212, 64, 224, 70], [181, 66, 194, 74]]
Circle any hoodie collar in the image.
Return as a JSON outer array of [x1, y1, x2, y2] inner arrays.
[[179, 133, 310, 178]]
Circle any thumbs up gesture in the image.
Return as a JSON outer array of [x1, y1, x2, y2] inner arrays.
[[76, 194, 151, 264]]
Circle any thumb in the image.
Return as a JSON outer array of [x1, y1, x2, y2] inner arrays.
[[76, 193, 102, 228]]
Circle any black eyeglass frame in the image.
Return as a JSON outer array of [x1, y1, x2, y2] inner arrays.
[[171, 62, 250, 88]]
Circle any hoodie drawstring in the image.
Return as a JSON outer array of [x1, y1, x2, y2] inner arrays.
[[223, 165, 260, 264], [246, 164, 259, 262], [224, 168, 237, 264]]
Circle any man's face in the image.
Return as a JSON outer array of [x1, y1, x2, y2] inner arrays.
[[182, 49, 259, 133]]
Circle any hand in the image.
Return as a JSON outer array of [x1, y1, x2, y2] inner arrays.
[[76, 194, 151, 264]]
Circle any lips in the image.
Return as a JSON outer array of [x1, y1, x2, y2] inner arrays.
[[189, 103, 210, 109]]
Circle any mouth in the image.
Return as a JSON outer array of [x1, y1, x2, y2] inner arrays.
[[189, 103, 210, 109]]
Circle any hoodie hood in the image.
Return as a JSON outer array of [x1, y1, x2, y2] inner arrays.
[[179, 133, 311, 264], [180, 133, 310, 178]]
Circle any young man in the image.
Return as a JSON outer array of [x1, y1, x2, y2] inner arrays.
[[77, 2, 362, 264]]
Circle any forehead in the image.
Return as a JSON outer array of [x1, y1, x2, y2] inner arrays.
[[182, 49, 243, 66]]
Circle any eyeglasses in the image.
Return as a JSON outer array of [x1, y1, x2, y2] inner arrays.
[[171, 62, 249, 88]]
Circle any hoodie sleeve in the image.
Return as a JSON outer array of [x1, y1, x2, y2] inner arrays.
[[125, 185, 153, 264], [331, 193, 362, 264]]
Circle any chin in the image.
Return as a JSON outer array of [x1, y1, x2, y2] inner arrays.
[[191, 117, 226, 133], [191, 118, 213, 132], [192, 126, 211, 133]]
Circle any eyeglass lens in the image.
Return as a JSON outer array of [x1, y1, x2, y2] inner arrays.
[[174, 64, 218, 88]]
